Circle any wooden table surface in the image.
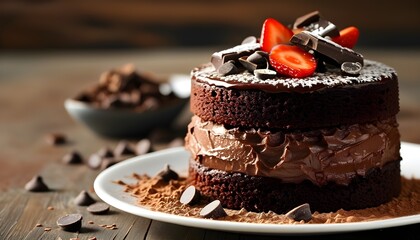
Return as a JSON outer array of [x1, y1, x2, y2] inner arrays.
[[1, 48, 419, 240]]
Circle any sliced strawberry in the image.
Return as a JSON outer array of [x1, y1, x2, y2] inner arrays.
[[269, 44, 316, 78], [332, 26, 359, 49], [260, 18, 294, 52]]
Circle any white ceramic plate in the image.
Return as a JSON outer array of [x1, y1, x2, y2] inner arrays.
[[94, 142, 420, 235]]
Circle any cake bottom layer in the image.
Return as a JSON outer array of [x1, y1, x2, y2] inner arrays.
[[189, 160, 401, 214]]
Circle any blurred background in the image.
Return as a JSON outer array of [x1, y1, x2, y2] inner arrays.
[[1, 0, 419, 50]]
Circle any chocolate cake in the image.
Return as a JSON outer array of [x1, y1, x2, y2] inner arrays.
[[185, 11, 401, 214]]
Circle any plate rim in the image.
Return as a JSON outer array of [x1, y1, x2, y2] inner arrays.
[[94, 142, 420, 235]]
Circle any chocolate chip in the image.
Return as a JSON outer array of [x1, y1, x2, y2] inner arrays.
[[293, 11, 321, 29], [254, 69, 277, 80], [218, 62, 239, 76], [62, 150, 83, 164], [241, 36, 257, 44], [97, 147, 114, 158], [56, 213, 83, 232], [114, 141, 135, 157], [247, 51, 267, 65], [100, 158, 119, 170], [74, 190, 96, 206], [87, 202, 110, 215], [45, 133, 67, 146], [211, 43, 261, 69], [180, 186, 201, 205], [25, 175, 49, 192], [157, 164, 179, 182], [199, 200, 227, 219], [285, 203, 312, 222], [87, 154, 103, 170], [341, 62, 362, 76], [135, 139, 152, 155], [239, 56, 258, 72]]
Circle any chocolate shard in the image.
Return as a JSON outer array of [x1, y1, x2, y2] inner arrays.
[[218, 61, 239, 76], [211, 43, 260, 70], [285, 203, 312, 222], [114, 141, 135, 157], [157, 164, 179, 182], [305, 19, 339, 38], [56, 213, 83, 232], [199, 200, 227, 219], [293, 11, 321, 29], [87, 202, 110, 214], [62, 150, 83, 164], [74, 190, 96, 206], [290, 31, 363, 66], [241, 36, 257, 44], [254, 69, 277, 80], [180, 185, 201, 205], [25, 175, 49, 192]]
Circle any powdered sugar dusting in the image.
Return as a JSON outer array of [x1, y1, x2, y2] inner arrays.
[[193, 60, 396, 92]]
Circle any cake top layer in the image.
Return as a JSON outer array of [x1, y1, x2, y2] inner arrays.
[[192, 60, 397, 93]]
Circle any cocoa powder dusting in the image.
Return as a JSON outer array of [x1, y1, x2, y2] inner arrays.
[[118, 175, 420, 224]]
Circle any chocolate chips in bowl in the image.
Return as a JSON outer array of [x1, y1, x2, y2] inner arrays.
[[65, 64, 189, 138]]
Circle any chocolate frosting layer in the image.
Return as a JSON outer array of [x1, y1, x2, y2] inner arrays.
[[185, 116, 401, 186], [192, 60, 397, 94]]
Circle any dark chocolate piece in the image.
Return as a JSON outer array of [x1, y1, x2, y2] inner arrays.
[[180, 186, 201, 205], [247, 51, 267, 65], [218, 61, 239, 76], [254, 69, 277, 80], [100, 157, 119, 170], [114, 141, 135, 157], [25, 175, 49, 192], [74, 190, 96, 206], [211, 43, 260, 69], [199, 200, 227, 219], [305, 19, 339, 38], [62, 150, 83, 164], [56, 213, 83, 232], [341, 62, 362, 76], [157, 164, 179, 182], [97, 147, 114, 158], [45, 133, 67, 146], [87, 154, 103, 170], [293, 11, 321, 29], [285, 203, 312, 222], [239, 56, 258, 72], [87, 202, 110, 214], [135, 139, 152, 155], [241, 36, 257, 44], [290, 31, 363, 66]]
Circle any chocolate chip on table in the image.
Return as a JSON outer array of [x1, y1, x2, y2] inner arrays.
[[285, 203, 312, 222], [56, 213, 83, 232], [25, 175, 49, 192], [180, 186, 201, 205], [157, 164, 179, 182], [341, 62, 362, 76], [254, 69, 277, 80], [62, 150, 83, 164], [45, 133, 67, 146], [97, 147, 114, 158], [199, 200, 227, 219], [87, 154, 106, 170], [100, 158, 119, 170], [87, 202, 110, 215], [135, 138, 152, 155], [114, 140, 135, 157], [74, 190, 96, 206]]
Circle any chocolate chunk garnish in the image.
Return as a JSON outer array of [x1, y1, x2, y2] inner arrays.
[[135, 139, 152, 155], [211, 43, 260, 69], [341, 62, 362, 76], [45, 133, 67, 146], [74, 190, 96, 206], [247, 51, 268, 65], [56, 213, 83, 232], [157, 164, 179, 182], [305, 19, 339, 38], [290, 31, 363, 66], [114, 140, 135, 157], [293, 11, 321, 29], [218, 61, 239, 76], [97, 147, 114, 158], [87, 154, 103, 170], [239, 56, 258, 72], [25, 175, 49, 192], [285, 203, 312, 222], [199, 200, 227, 219], [241, 36, 257, 44], [87, 202, 110, 214], [62, 150, 83, 164], [180, 186, 201, 205], [254, 69, 277, 80]]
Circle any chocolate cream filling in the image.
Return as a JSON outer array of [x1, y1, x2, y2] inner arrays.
[[185, 116, 401, 186]]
